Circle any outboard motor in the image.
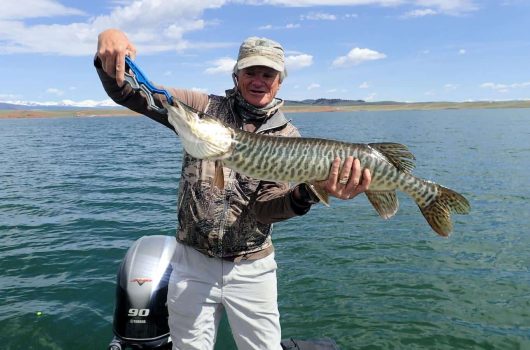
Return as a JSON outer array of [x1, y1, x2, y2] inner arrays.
[[108, 235, 176, 350], [108, 235, 341, 350]]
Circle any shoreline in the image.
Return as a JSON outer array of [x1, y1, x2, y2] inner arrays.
[[1, 100, 530, 119], [282, 100, 530, 113]]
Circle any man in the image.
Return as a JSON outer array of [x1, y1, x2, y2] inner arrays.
[[96, 29, 371, 349]]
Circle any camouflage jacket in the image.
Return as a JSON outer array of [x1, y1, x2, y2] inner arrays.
[[96, 60, 310, 259]]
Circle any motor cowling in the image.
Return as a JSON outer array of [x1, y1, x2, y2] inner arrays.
[[111, 235, 176, 349]]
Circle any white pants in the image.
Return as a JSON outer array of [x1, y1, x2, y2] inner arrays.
[[168, 242, 282, 350]]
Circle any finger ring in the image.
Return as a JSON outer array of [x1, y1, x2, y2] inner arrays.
[[339, 177, 348, 185]]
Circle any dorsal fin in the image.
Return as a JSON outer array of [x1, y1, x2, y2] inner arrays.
[[369, 142, 416, 173]]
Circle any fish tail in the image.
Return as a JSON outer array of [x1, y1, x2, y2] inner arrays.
[[419, 185, 470, 236]]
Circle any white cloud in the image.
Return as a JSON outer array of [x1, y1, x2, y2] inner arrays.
[[414, 0, 478, 15], [401, 3, 476, 18], [481, 81, 530, 93], [364, 92, 377, 101], [458, 48, 467, 55], [0, 0, 85, 20], [402, 8, 438, 18], [359, 81, 370, 89], [46, 88, 64, 96], [332, 47, 386, 67], [239, 0, 402, 6], [285, 54, 313, 70], [444, 83, 458, 90], [56, 99, 118, 107], [239, 0, 478, 15], [0, 0, 227, 55], [300, 12, 337, 20], [0, 0, 479, 56], [307, 83, 320, 90], [328, 88, 348, 93], [4, 98, 118, 107], [204, 57, 237, 74], [480, 83, 500, 89], [259, 23, 300, 30], [0, 93, 22, 100]]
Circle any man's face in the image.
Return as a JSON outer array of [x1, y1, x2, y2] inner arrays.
[[236, 66, 281, 108]]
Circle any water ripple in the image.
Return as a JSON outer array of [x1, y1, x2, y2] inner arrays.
[[2, 112, 530, 349]]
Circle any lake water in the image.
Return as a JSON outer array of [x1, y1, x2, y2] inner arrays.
[[1, 108, 529, 349]]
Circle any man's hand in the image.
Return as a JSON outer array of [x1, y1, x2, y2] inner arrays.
[[316, 156, 371, 200], [97, 29, 137, 87]]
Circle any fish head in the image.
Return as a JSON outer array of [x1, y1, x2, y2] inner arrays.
[[163, 100, 234, 160]]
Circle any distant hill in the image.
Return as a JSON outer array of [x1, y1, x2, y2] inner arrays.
[[3, 99, 373, 110], [3, 99, 530, 118], [285, 98, 367, 106], [0, 102, 27, 110]]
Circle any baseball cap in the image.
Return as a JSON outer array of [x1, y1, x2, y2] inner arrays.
[[235, 37, 285, 73]]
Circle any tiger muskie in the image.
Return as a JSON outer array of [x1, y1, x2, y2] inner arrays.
[[164, 100, 470, 236]]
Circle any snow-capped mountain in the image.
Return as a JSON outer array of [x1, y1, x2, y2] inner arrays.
[[0, 99, 120, 109]]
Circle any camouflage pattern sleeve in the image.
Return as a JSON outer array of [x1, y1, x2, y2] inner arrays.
[[252, 181, 299, 224], [166, 88, 209, 112], [94, 55, 208, 129]]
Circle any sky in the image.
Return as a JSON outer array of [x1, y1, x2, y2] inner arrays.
[[1, 0, 530, 106]]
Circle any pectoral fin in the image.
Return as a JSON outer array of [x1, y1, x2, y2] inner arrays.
[[365, 190, 399, 219], [307, 182, 330, 207], [213, 160, 225, 190]]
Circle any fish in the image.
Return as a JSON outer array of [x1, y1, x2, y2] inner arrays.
[[163, 100, 470, 236]]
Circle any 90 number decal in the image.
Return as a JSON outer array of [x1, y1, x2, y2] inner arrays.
[[128, 308, 150, 317]]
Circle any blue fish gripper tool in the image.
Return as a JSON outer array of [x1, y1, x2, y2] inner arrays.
[[124, 56, 174, 114]]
